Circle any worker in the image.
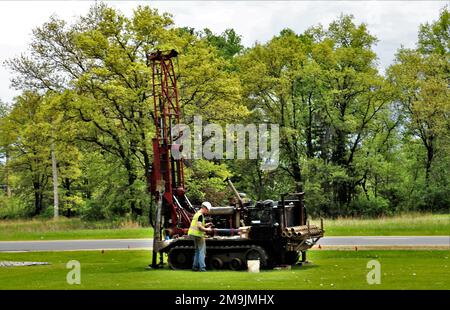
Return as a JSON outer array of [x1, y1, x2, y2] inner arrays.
[[188, 201, 213, 272]]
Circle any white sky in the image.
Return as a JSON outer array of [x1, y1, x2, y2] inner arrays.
[[0, 0, 447, 103]]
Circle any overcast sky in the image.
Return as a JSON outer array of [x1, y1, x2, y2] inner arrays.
[[0, 1, 447, 103]]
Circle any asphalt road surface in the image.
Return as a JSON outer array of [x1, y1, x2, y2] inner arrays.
[[0, 236, 448, 252]]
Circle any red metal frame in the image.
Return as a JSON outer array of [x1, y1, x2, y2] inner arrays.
[[148, 50, 193, 237]]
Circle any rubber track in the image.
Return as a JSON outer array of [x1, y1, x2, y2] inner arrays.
[[167, 244, 269, 270]]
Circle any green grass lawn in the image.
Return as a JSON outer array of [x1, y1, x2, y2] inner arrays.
[[0, 250, 448, 289], [0, 213, 448, 241]]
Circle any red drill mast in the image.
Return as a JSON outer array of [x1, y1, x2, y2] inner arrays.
[[147, 50, 194, 257]]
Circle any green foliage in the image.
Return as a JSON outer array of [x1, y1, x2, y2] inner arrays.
[[80, 200, 106, 221], [202, 28, 244, 59], [185, 160, 231, 206], [348, 196, 390, 218], [387, 7, 449, 213], [3, 4, 247, 218], [236, 15, 395, 214], [1, 4, 448, 220], [418, 6, 449, 55], [0, 195, 30, 219]]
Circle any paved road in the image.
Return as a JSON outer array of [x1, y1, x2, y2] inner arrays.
[[0, 239, 154, 252], [0, 236, 448, 252]]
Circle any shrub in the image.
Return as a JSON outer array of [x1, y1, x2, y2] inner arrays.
[[36, 205, 55, 219], [0, 195, 31, 219], [80, 200, 106, 221], [349, 196, 391, 217]]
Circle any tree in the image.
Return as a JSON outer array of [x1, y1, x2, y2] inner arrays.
[[0, 91, 82, 216], [0, 101, 12, 198], [237, 16, 392, 214], [1, 92, 51, 215], [4, 4, 447, 219], [202, 28, 244, 59], [7, 4, 247, 217], [237, 28, 308, 192], [389, 50, 449, 182], [387, 8, 449, 211], [418, 7, 449, 56], [185, 159, 231, 206]]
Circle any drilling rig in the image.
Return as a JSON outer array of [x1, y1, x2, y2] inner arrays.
[[147, 50, 324, 270]]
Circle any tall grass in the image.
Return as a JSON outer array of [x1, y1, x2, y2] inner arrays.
[[318, 213, 450, 235], [0, 217, 142, 233]]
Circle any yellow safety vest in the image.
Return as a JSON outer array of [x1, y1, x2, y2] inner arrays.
[[188, 211, 205, 237]]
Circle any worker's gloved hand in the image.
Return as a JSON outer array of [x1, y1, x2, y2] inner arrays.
[[205, 222, 214, 228]]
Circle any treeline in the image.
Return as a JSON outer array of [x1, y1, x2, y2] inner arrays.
[[0, 4, 448, 220]]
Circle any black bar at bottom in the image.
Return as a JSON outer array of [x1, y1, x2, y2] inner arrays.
[[0, 290, 447, 309]]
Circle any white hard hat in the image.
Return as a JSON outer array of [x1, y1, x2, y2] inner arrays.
[[201, 201, 212, 211]]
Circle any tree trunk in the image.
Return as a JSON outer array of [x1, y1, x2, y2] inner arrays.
[[332, 128, 347, 165], [5, 151, 11, 197], [291, 161, 303, 192], [306, 101, 314, 158], [125, 159, 141, 216], [33, 182, 43, 216], [51, 139, 59, 219], [425, 142, 433, 186], [319, 122, 332, 162], [142, 149, 152, 194], [256, 162, 263, 200]]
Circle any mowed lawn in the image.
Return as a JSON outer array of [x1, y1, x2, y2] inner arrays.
[[0, 250, 448, 289], [0, 213, 448, 241]]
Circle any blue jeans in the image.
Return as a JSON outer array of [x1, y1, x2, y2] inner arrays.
[[193, 236, 206, 271]]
